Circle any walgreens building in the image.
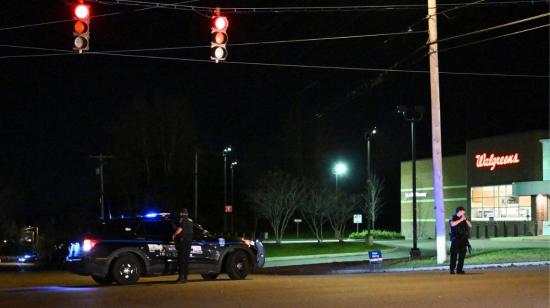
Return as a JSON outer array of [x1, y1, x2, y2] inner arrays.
[[400, 130, 550, 239]]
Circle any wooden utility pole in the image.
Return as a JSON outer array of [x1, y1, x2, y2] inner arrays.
[[428, 0, 447, 264]]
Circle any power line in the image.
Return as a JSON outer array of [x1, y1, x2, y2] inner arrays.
[[439, 23, 550, 52], [2, 43, 547, 78], [434, 12, 550, 44], [92, 51, 550, 78], [93, 0, 548, 13], [96, 30, 427, 53]]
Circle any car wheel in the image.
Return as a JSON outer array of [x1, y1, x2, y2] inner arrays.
[[92, 274, 113, 285], [226, 250, 250, 280], [201, 273, 219, 280], [111, 254, 141, 285]]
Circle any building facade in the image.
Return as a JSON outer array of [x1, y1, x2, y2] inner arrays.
[[401, 130, 550, 239]]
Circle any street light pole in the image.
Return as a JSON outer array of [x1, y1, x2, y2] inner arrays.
[[223, 145, 232, 234], [410, 119, 419, 257], [90, 153, 113, 221], [364, 127, 376, 245], [231, 160, 238, 234], [397, 106, 424, 258], [194, 151, 199, 224]]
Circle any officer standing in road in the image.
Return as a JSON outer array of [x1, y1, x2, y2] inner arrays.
[[449, 206, 472, 275], [172, 208, 194, 283]]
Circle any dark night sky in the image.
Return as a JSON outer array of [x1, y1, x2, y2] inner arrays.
[[1, 0, 549, 233]]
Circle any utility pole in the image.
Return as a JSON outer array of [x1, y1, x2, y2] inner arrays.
[[428, 0, 447, 264], [194, 151, 199, 224], [90, 154, 113, 220]]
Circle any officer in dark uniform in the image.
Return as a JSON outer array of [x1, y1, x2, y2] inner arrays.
[[172, 208, 194, 283], [449, 206, 472, 275]]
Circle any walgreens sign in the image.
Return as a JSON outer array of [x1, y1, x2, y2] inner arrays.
[[475, 153, 520, 171]]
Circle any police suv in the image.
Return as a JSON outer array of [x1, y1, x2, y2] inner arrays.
[[65, 213, 265, 285]]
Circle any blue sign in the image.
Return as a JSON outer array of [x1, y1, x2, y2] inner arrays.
[[368, 250, 383, 264]]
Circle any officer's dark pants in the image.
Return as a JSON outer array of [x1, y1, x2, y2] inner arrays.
[[450, 238, 467, 272], [176, 238, 192, 279]]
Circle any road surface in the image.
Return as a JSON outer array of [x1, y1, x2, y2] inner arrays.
[[0, 267, 548, 307]]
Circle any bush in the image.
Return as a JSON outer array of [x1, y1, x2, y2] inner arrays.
[[348, 230, 405, 240]]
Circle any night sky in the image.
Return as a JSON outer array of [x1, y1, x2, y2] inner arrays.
[[1, 0, 548, 236]]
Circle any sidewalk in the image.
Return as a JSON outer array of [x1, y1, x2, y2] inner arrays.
[[264, 236, 550, 268]]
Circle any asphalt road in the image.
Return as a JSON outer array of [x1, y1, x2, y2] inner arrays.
[[0, 267, 548, 307]]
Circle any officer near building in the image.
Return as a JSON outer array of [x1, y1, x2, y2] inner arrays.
[[449, 206, 472, 275], [172, 208, 194, 283]]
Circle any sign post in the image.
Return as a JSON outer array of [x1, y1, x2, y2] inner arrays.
[[353, 214, 362, 233], [294, 219, 302, 238]]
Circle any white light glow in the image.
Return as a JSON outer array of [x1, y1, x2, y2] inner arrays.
[[333, 162, 348, 175]]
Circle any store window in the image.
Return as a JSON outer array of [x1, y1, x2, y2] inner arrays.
[[470, 185, 532, 221]]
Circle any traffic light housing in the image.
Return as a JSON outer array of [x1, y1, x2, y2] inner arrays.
[[73, 2, 90, 53], [211, 15, 228, 62]]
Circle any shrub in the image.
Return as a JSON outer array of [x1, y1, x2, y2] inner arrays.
[[348, 230, 405, 240]]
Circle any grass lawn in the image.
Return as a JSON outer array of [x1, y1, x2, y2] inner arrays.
[[386, 248, 550, 269], [264, 242, 391, 258]]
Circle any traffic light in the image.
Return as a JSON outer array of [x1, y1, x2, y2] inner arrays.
[[211, 15, 228, 62], [73, 2, 90, 53]]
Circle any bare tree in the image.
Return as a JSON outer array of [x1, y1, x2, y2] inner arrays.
[[299, 185, 332, 243], [327, 192, 360, 243], [362, 174, 385, 245], [250, 171, 306, 244]]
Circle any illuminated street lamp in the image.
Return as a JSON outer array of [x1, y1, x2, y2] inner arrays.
[[397, 105, 425, 258], [332, 162, 348, 192]]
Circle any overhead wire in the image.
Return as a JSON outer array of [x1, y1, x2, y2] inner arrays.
[[434, 12, 550, 44], [439, 23, 550, 52], [91, 0, 549, 14], [0, 44, 547, 79], [95, 30, 428, 53]]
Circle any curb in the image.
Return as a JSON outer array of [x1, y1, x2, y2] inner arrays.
[[372, 261, 550, 273], [266, 247, 400, 262]]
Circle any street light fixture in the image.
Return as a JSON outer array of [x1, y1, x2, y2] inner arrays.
[[397, 105, 425, 258], [223, 145, 232, 233], [364, 126, 377, 182], [332, 161, 348, 192]]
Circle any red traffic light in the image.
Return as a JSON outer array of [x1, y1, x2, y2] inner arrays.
[[212, 16, 228, 31], [74, 4, 90, 20]]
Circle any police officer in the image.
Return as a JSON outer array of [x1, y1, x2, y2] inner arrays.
[[449, 206, 472, 275], [172, 208, 194, 283]]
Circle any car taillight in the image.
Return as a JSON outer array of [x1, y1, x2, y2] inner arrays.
[[83, 238, 100, 252]]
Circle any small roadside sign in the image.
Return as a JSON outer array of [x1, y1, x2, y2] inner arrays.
[[368, 250, 383, 264], [294, 219, 302, 223], [353, 214, 362, 224], [224, 205, 233, 213]]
